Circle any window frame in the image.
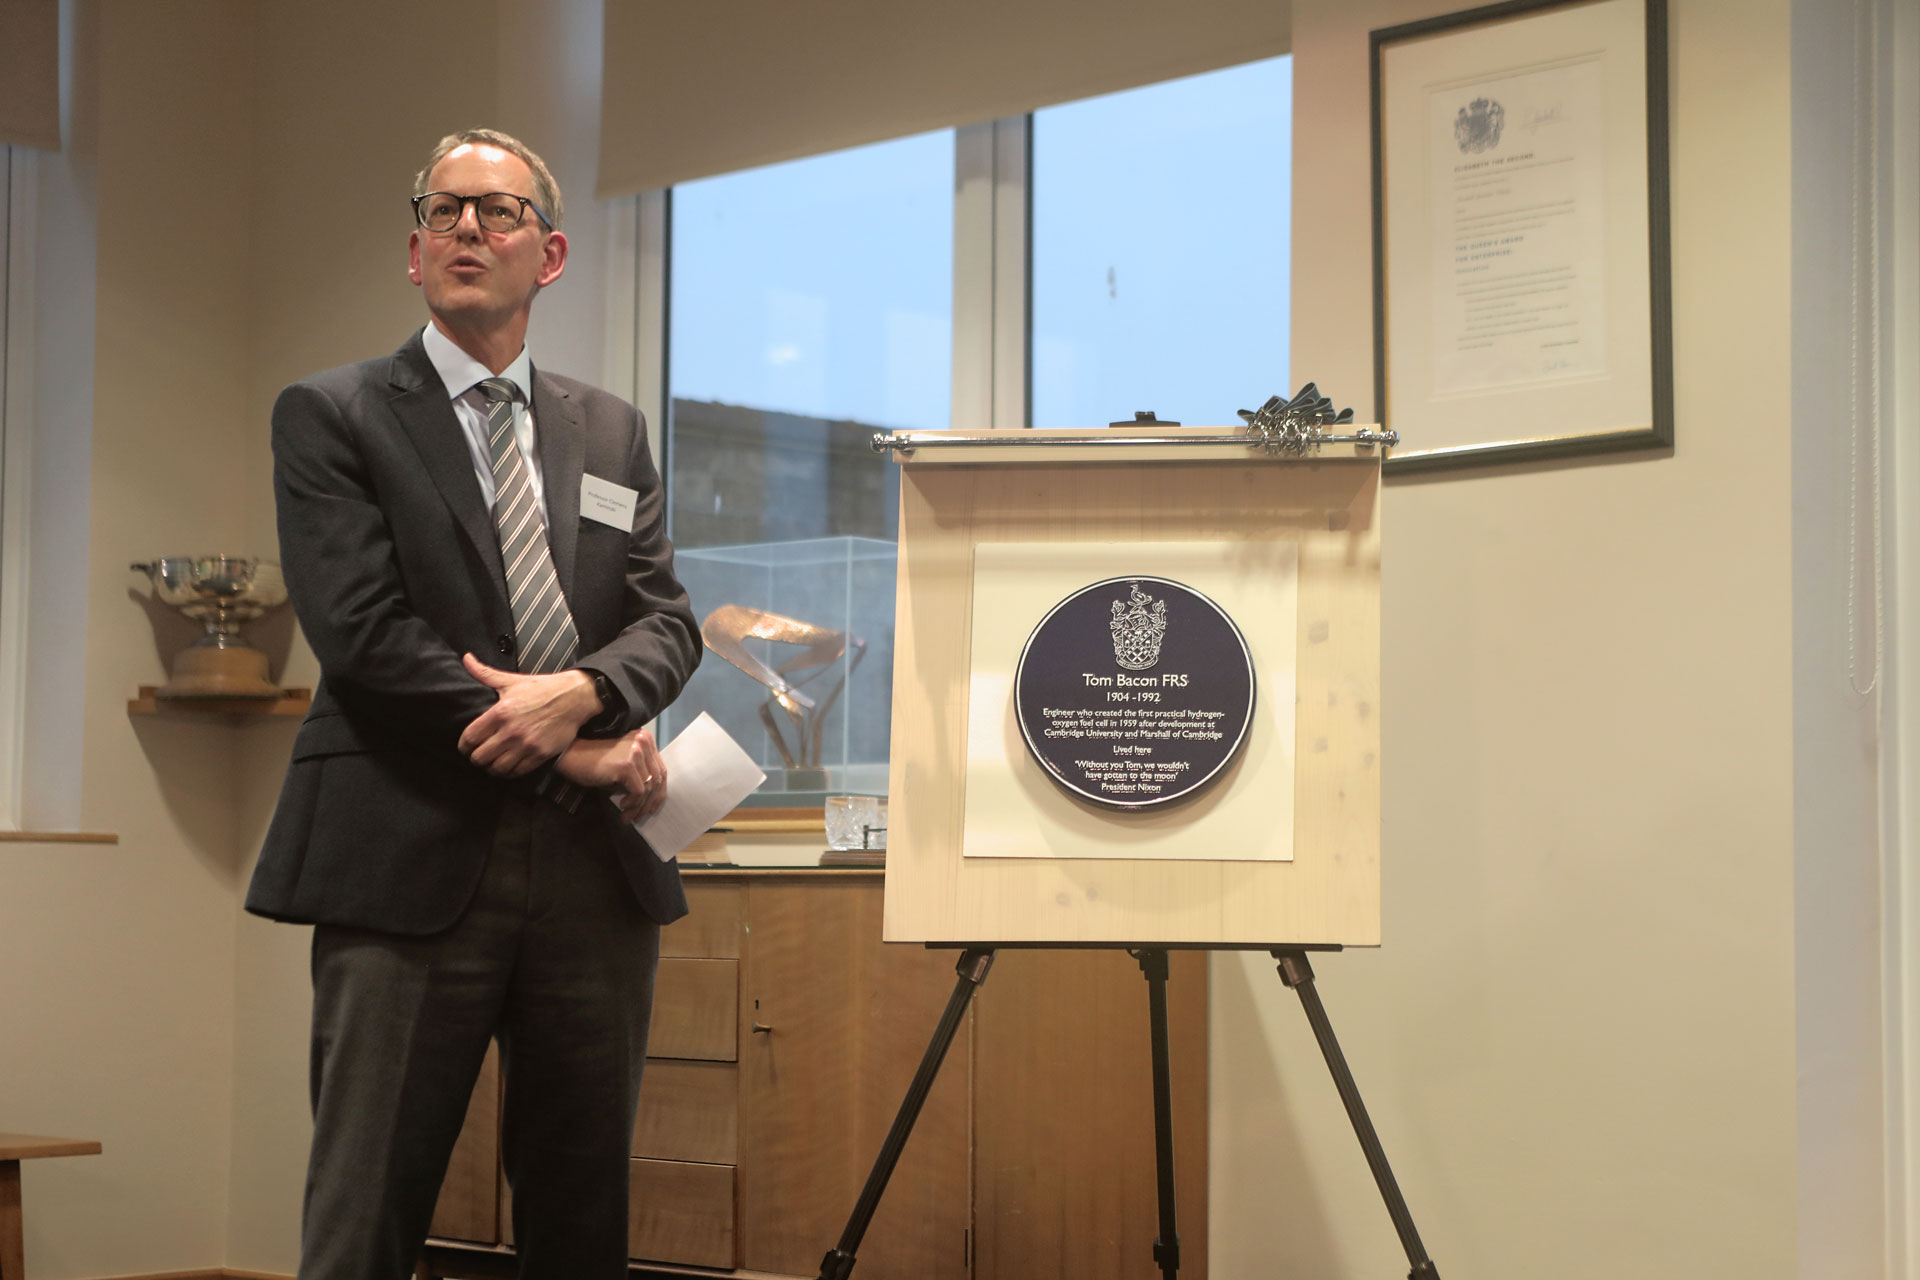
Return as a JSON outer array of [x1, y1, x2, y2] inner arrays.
[[951, 115, 1030, 434], [0, 144, 34, 829]]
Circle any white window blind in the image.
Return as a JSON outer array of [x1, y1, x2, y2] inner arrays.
[[597, 0, 1289, 196]]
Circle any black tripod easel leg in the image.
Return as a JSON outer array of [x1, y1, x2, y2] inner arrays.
[[1272, 950, 1441, 1280], [817, 948, 995, 1280], [1133, 949, 1182, 1280]]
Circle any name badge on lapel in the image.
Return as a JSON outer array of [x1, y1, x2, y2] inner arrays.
[[581, 473, 639, 530]]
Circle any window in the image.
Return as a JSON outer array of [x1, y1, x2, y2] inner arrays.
[[666, 128, 954, 550], [661, 131, 954, 800], [649, 58, 1292, 806], [1031, 56, 1294, 429]]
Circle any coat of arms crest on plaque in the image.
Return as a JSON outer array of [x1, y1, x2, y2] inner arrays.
[[1110, 581, 1168, 671]]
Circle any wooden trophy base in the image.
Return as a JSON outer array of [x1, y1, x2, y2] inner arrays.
[[155, 642, 281, 700]]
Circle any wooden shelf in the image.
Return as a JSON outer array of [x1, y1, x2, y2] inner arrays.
[[127, 685, 311, 720], [0, 1133, 101, 1161], [720, 805, 824, 835]]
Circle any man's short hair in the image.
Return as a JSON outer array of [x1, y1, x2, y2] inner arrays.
[[414, 128, 565, 231]]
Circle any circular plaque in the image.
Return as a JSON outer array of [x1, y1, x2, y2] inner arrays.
[[1013, 576, 1256, 809]]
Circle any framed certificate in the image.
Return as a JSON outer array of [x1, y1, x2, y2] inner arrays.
[[1371, 0, 1671, 473]]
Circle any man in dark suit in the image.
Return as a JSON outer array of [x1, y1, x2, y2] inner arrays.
[[247, 128, 700, 1280]]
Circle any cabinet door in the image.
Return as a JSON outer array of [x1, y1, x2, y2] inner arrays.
[[430, 1041, 502, 1244], [738, 881, 972, 1279], [972, 949, 1209, 1280]]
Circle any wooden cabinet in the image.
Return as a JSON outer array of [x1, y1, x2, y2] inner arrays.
[[972, 947, 1210, 1279], [426, 869, 1208, 1280], [427, 1046, 500, 1246], [733, 880, 972, 1278]]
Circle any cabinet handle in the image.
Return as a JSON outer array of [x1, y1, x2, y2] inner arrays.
[[751, 1022, 773, 1035]]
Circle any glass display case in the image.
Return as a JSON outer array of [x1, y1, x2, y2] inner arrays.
[[661, 535, 896, 806]]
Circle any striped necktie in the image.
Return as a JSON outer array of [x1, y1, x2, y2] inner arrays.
[[479, 377, 579, 674], [478, 377, 585, 811]]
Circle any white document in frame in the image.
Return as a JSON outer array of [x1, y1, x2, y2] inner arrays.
[[634, 712, 767, 861]]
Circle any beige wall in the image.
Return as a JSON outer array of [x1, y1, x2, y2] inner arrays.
[[3, 2, 258, 1274], [0, 1, 1885, 1278], [0, 1, 626, 1275], [1211, 1, 1810, 1277]]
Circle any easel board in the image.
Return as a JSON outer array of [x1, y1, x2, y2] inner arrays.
[[882, 429, 1382, 946]]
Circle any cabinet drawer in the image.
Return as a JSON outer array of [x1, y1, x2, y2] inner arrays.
[[663, 884, 744, 959], [629, 1157, 735, 1270], [649, 957, 739, 1060], [635, 1058, 738, 1164]]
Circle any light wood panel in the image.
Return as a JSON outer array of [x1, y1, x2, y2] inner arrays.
[[973, 949, 1209, 1280], [628, 1158, 735, 1269], [883, 437, 1382, 945], [430, 1044, 500, 1244], [633, 1059, 738, 1165], [737, 882, 971, 1279], [649, 959, 740, 1061]]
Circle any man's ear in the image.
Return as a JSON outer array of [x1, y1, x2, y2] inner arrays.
[[536, 230, 569, 288], [407, 229, 423, 286]]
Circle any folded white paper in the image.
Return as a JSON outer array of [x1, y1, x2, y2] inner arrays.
[[635, 711, 767, 861]]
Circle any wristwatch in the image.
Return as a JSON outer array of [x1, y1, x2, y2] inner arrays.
[[588, 670, 618, 715]]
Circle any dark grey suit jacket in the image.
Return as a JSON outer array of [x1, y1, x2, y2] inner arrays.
[[246, 331, 700, 934]]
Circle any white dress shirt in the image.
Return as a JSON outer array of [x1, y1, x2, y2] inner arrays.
[[420, 321, 548, 518]]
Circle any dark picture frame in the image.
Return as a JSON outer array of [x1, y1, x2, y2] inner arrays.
[[1371, 0, 1671, 474]]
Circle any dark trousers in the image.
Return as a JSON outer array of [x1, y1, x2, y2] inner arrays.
[[300, 795, 661, 1280]]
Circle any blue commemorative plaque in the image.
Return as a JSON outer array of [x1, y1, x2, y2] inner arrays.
[[1013, 576, 1256, 809]]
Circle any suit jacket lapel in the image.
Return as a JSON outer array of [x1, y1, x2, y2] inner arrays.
[[386, 334, 509, 601], [532, 366, 584, 593]]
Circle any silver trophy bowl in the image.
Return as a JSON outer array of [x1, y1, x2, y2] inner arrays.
[[130, 556, 288, 698]]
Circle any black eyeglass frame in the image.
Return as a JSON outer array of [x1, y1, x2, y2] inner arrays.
[[411, 190, 555, 234]]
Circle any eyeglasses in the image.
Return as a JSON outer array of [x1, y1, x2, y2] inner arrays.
[[411, 191, 553, 234]]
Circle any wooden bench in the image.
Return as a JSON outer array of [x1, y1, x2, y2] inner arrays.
[[0, 1134, 101, 1280]]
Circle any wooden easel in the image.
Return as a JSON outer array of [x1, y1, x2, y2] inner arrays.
[[824, 423, 1438, 1278]]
